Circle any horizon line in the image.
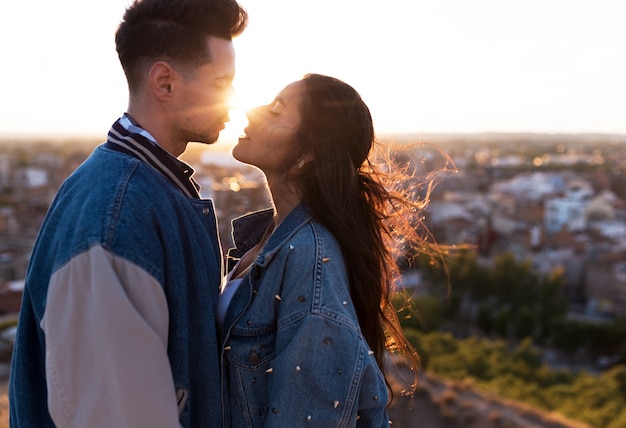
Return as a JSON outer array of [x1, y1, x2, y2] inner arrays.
[[2, 130, 626, 143]]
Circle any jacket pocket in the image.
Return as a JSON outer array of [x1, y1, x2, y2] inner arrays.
[[224, 329, 276, 427]]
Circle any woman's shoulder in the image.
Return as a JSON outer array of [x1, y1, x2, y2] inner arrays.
[[274, 219, 357, 317], [274, 219, 343, 273], [288, 217, 339, 248]]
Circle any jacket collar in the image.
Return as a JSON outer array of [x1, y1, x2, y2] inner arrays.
[[261, 204, 312, 263], [228, 204, 313, 269], [105, 115, 201, 198]]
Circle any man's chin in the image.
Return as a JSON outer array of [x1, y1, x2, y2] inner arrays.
[[194, 138, 219, 146], [188, 133, 219, 146]]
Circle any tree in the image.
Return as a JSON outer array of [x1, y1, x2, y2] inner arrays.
[[492, 252, 538, 310], [537, 266, 568, 341], [515, 306, 537, 340], [477, 302, 495, 335]]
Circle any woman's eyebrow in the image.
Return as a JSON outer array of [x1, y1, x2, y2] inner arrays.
[[274, 96, 286, 107]]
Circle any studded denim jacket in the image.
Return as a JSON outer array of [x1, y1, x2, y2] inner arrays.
[[221, 204, 390, 428]]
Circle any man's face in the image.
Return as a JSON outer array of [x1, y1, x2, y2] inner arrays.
[[173, 37, 235, 145]]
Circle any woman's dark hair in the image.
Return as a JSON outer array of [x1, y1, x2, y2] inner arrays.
[[286, 73, 449, 394], [115, 0, 247, 93]]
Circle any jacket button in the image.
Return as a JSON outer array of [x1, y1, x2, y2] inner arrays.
[[202, 206, 210, 215], [249, 350, 260, 365]]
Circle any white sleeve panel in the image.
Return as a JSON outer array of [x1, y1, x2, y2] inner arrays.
[[41, 245, 179, 428]]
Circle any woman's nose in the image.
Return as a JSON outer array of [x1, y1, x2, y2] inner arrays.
[[245, 105, 263, 121]]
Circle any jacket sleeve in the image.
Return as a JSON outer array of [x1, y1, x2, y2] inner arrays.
[[262, 313, 390, 428], [41, 245, 179, 428]]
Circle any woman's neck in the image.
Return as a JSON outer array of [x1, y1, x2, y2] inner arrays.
[[266, 176, 303, 228]]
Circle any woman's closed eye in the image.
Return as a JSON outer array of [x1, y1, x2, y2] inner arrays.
[[268, 98, 285, 115]]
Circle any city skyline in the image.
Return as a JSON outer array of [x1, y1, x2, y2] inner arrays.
[[2, 0, 625, 143]]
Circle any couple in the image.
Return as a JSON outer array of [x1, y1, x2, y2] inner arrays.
[[9, 0, 425, 427]]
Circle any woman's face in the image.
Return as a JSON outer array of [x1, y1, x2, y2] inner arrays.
[[232, 80, 303, 174]]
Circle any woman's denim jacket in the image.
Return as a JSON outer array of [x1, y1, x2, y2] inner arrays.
[[221, 204, 390, 427]]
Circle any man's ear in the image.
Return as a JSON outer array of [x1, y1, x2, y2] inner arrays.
[[148, 61, 176, 100]]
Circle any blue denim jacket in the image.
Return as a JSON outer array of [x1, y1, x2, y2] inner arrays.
[[221, 205, 390, 427], [10, 142, 223, 428]]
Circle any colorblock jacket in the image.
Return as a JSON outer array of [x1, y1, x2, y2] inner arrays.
[[10, 122, 224, 427], [221, 205, 390, 427]]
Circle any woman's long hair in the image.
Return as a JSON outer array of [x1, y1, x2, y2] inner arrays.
[[284, 74, 451, 393]]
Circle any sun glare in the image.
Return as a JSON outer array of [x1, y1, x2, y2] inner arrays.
[[219, 97, 250, 147], [220, 108, 247, 147], [220, 82, 275, 147]]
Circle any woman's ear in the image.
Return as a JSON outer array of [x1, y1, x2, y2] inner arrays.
[[297, 153, 314, 168]]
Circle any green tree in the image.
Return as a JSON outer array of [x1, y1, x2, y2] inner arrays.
[[515, 305, 537, 339], [413, 295, 446, 332], [608, 365, 626, 397], [492, 252, 538, 310], [493, 307, 511, 338], [551, 319, 587, 353], [476, 302, 495, 335], [537, 266, 569, 341], [448, 249, 492, 298]]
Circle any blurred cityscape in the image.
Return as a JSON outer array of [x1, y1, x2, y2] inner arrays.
[[1, 133, 626, 320]]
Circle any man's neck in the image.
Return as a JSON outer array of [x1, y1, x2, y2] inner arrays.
[[126, 106, 185, 157]]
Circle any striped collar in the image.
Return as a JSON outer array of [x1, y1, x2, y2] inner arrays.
[[118, 114, 159, 145], [105, 114, 201, 198]]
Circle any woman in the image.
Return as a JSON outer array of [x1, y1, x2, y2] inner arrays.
[[219, 74, 431, 427]]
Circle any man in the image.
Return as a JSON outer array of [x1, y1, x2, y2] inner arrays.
[[9, 0, 247, 426]]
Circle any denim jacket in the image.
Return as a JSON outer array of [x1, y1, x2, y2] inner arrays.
[[10, 128, 223, 427], [221, 204, 389, 427]]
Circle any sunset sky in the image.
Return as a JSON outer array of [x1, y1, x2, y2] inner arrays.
[[2, 0, 625, 144]]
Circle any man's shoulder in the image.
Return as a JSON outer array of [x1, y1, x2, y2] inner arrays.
[[76, 146, 180, 198]]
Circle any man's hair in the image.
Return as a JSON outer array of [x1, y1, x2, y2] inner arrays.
[[115, 0, 247, 93]]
